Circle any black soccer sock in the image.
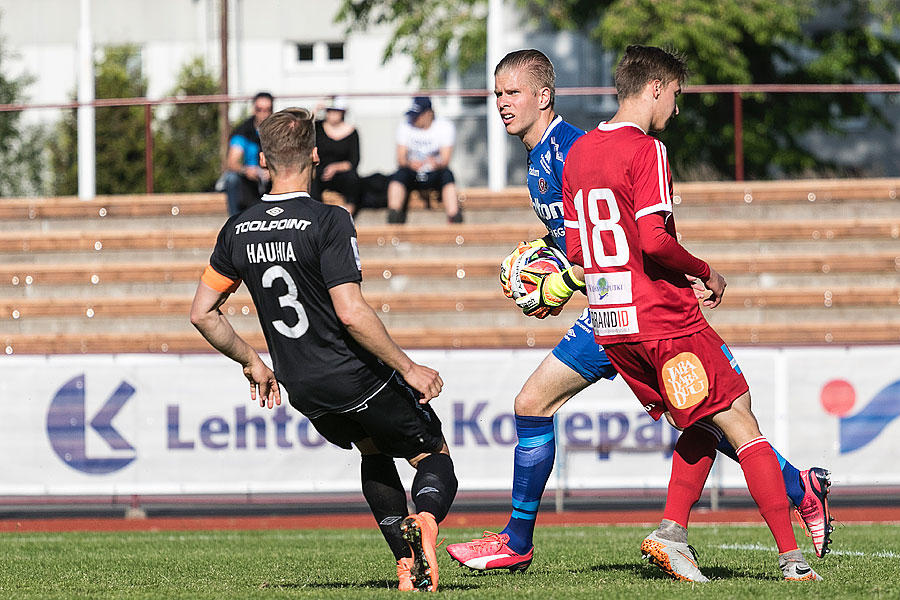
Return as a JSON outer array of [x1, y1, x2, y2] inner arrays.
[[411, 453, 458, 523], [387, 208, 407, 224], [361, 454, 410, 560]]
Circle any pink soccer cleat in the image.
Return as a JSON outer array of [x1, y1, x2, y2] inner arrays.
[[446, 531, 534, 572], [794, 467, 834, 558]]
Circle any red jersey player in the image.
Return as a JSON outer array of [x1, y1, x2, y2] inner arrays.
[[562, 45, 822, 582]]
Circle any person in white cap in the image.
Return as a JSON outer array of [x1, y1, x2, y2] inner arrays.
[[387, 96, 462, 223]]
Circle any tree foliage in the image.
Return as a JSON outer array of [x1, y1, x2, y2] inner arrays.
[[339, 0, 900, 178], [0, 14, 47, 197], [153, 58, 221, 193], [337, 0, 487, 88], [51, 45, 148, 195]]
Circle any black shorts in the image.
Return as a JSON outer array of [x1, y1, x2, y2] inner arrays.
[[309, 374, 444, 458], [390, 167, 455, 191]]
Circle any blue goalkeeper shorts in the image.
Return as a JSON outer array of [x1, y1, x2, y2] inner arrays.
[[551, 308, 618, 383]]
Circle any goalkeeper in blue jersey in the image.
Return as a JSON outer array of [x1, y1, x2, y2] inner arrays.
[[446, 49, 832, 575]]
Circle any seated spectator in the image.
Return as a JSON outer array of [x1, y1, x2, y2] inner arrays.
[[311, 97, 364, 216], [387, 96, 462, 223], [223, 92, 273, 216]]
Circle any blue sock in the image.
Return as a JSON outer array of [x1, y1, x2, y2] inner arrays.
[[716, 437, 804, 506], [501, 415, 555, 555], [772, 447, 804, 506]]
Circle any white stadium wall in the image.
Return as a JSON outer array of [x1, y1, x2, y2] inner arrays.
[[1, 347, 898, 497]]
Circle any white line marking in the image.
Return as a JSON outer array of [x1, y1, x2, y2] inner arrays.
[[718, 543, 900, 559]]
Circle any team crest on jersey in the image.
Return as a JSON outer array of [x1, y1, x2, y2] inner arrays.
[[662, 352, 709, 410], [266, 206, 284, 217], [538, 178, 548, 194]]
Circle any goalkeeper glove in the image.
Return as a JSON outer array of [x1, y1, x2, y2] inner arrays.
[[515, 266, 585, 319], [499, 238, 548, 298]]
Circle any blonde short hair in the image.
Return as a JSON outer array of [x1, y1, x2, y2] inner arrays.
[[495, 49, 556, 109], [258, 107, 316, 174]]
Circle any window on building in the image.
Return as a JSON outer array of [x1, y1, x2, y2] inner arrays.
[[296, 43, 314, 62], [327, 42, 344, 61]]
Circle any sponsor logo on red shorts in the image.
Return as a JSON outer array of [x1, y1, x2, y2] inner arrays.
[[662, 352, 709, 410]]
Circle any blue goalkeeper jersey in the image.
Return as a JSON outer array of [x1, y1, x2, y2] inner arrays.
[[526, 116, 585, 253]]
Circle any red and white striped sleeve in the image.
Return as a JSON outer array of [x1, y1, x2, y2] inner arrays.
[[633, 138, 674, 220]]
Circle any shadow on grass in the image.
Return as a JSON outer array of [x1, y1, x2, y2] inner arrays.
[[267, 579, 478, 591], [590, 563, 748, 581]]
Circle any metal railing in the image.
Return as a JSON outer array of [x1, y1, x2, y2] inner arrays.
[[2, 84, 900, 192]]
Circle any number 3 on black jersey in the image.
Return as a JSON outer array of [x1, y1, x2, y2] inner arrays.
[[262, 265, 309, 338], [572, 188, 630, 268]]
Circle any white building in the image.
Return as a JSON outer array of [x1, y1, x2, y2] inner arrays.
[[0, 0, 618, 188]]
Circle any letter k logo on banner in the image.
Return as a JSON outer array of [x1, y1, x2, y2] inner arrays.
[[46, 374, 136, 474]]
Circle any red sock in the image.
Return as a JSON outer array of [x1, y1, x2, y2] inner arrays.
[[662, 424, 718, 528], [737, 437, 797, 553]]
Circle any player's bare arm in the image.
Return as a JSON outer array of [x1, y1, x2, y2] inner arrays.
[[434, 145, 453, 170], [189, 281, 281, 409], [396, 144, 420, 170], [225, 145, 244, 172], [329, 282, 443, 403], [226, 145, 261, 182]]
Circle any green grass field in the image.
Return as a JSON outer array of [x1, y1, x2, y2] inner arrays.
[[1, 523, 897, 599]]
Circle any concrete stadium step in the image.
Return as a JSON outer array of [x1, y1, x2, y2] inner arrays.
[[1, 179, 895, 354], [672, 201, 900, 221], [0, 281, 203, 299], [0, 193, 228, 220], [353, 202, 900, 227], [0, 218, 897, 255], [3, 287, 896, 321], [453, 179, 900, 208], [0, 252, 895, 294], [8, 198, 895, 232], [3, 288, 897, 340], [4, 320, 899, 355], [3, 213, 228, 233], [6, 307, 898, 336], [704, 306, 900, 325], [670, 178, 900, 205], [7, 270, 892, 299], [3, 178, 897, 220], [4, 184, 898, 233], [682, 239, 900, 256]]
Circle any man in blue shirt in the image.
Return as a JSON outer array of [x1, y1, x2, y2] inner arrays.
[[446, 49, 832, 575], [223, 92, 274, 216]]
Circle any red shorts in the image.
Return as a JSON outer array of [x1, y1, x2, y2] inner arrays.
[[604, 326, 749, 429]]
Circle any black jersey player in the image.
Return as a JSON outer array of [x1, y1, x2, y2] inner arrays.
[[190, 107, 456, 592]]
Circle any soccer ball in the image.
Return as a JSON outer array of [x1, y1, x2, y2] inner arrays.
[[509, 246, 571, 300]]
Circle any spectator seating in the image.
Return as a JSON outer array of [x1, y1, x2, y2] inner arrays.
[[1, 178, 899, 354]]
